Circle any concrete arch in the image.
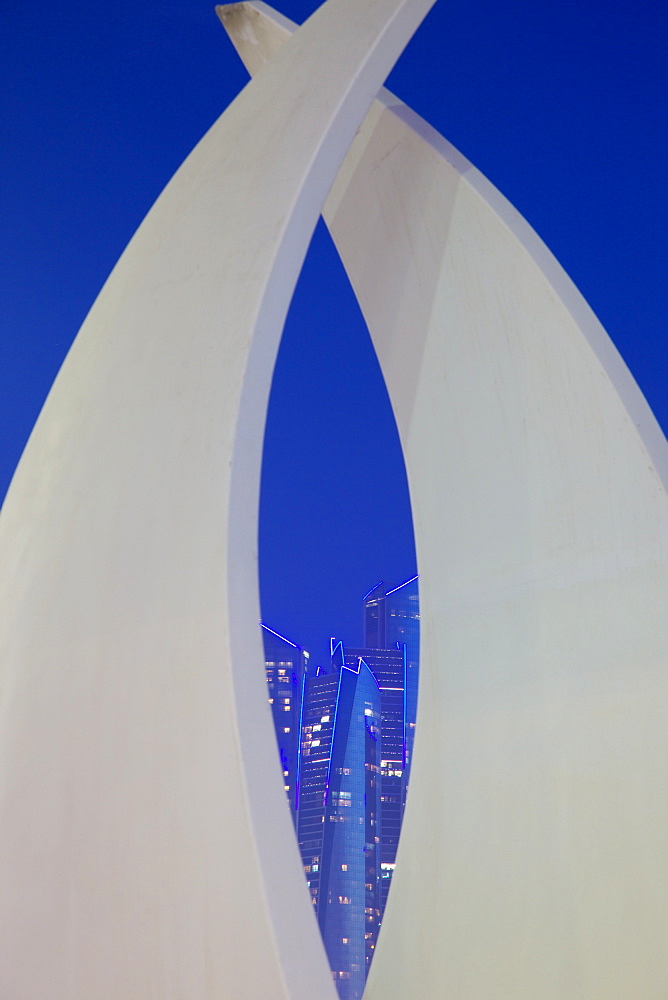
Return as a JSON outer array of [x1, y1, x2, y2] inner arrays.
[[225, 6, 668, 998], [0, 0, 435, 996]]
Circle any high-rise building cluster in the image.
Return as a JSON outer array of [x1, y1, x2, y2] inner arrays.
[[262, 576, 419, 1000]]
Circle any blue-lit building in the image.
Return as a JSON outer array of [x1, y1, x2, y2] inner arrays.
[[261, 577, 419, 996], [362, 581, 387, 648], [361, 576, 420, 909], [340, 643, 406, 914], [382, 576, 420, 784], [297, 652, 381, 1000], [262, 624, 309, 823]]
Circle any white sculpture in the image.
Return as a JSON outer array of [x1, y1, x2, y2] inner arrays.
[[1, 0, 667, 997]]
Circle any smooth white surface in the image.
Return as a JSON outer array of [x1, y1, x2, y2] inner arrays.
[[225, 7, 668, 997], [0, 0, 435, 996]]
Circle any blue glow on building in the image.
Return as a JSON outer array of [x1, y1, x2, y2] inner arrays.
[[261, 622, 300, 647], [261, 623, 309, 824], [359, 575, 420, 911], [297, 655, 381, 1000], [295, 668, 307, 811], [362, 580, 384, 602], [341, 642, 406, 916], [261, 576, 419, 996], [384, 574, 419, 596], [383, 576, 420, 788]]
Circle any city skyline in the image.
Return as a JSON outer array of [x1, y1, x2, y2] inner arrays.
[[262, 575, 420, 998], [2, 0, 666, 666]]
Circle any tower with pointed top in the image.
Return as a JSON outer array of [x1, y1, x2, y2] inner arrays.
[[297, 653, 381, 1000]]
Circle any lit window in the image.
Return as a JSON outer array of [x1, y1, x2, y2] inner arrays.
[[283, 727, 290, 733], [342, 937, 348, 944], [364, 708, 373, 716], [283, 698, 290, 705], [311, 739, 320, 746], [320, 715, 330, 722], [341, 864, 348, 871], [312, 724, 321, 731]]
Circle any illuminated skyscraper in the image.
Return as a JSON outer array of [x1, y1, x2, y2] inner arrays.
[[263, 578, 419, 994], [262, 624, 309, 823], [359, 576, 420, 908], [383, 576, 420, 782], [362, 581, 386, 648], [297, 653, 381, 1000], [340, 643, 406, 913]]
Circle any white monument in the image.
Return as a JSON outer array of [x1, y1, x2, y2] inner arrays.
[[1, 1, 667, 997]]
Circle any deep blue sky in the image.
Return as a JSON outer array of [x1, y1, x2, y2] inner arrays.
[[2, 0, 666, 665]]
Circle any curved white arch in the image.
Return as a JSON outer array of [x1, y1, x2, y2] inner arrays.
[[225, 6, 668, 998], [0, 1, 435, 996]]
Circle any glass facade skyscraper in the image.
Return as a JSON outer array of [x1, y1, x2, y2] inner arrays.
[[297, 655, 381, 1000], [262, 624, 309, 823], [361, 575, 420, 907], [340, 645, 405, 913], [362, 581, 386, 648], [383, 576, 420, 784], [261, 576, 419, 997]]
